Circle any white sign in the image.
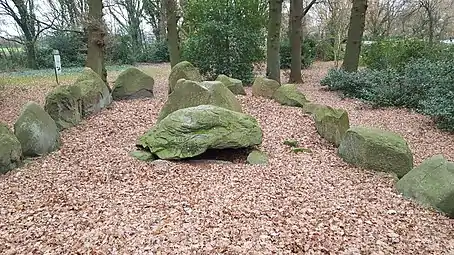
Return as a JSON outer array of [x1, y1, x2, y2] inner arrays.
[[54, 54, 62, 74]]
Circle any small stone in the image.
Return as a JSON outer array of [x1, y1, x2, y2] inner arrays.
[[386, 209, 397, 215], [283, 139, 298, 147], [247, 150, 268, 165], [291, 147, 312, 153], [129, 150, 155, 161]]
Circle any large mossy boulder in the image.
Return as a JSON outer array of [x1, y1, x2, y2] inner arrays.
[[313, 105, 349, 146], [252, 76, 280, 98], [0, 123, 22, 173], [139, 105, 262, 159], [75, 67, 112, 116], [396, 155, 454, 218], [338, 126, 413, 178], [157, 79, 242, 121], [168, 61, 203, 93], [14, 102, 61, 157], [112, 67, 154, 100], [216, 74, 246, 95], [44, 85, 82, 130], [302, 103, 326, 114], [273, 84, 309, 107]]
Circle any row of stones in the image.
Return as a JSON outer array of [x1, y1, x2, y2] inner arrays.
[[0, 66, 155, 174], [136, 61, 264, 162], [253, 76, 453, 218]]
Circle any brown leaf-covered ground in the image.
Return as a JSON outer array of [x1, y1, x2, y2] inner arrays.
[[0, 62, 453, 254]]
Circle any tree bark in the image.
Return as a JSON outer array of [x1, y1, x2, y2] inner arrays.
[[266, 0, 283, 83], [342, 0, 368, 72], [158, 0, 167, 41], [165, 0, 180, 68], [25, 41, 37, 69], [289, 0, 303, 83], [86, 0, 107, 83]]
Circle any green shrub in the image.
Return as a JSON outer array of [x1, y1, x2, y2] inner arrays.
[[419, 60, 454, 131], [279, 38, 316, 69], [314, 39, 336, 61], [182, 0, 267, 84], [137, 40, 169, 63], [321, 59, 454, 131], [105, 35, 136, 65], [44, 31, 86, 67], [0, 47, 27, 71], [35, 47, 54, 69], [361, 39, 454, 71]]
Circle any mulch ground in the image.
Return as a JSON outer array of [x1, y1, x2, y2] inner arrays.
[[0, 62, 453, 254]]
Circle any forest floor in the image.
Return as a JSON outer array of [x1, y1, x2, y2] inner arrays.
[[0, 62, 453, 254]]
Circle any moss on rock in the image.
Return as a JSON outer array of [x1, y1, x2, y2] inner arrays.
[[252, 76, 280, 98], [247, 150, 268, 165], [396, 154, 454, 218], [129, 150, 156, 162], [168, 61, 203, 93], [273, 84, 309, 107], [302, 103, 326, 114], [75, 68, 112, 116], [0, 123, 22, 173], [157, 79, 242, 121], [139, 105, 262, 159], [44, 85, 82, 130], [338, 126, 413, 178], [113, 67, 154, 100], [14, 101, 60, 157], [216, 74, 246, 95], [313, 105, 349, 146]]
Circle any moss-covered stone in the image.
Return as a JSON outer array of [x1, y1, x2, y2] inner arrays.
[[0, 123, 22, 173], [44, 85, 82, 130], [291, 147, 312, 153], [14, 102, 60, 157], [302, 103, 326, 114], [139, 105, 262, 159], [247, 150, 268, 165], [216, 74, 246, 95], [157, 79, 242, 121], [168, 61, 203, 93], [396, 154, 454, 218], [338, 126, 413, 178], [200, 81, 242, 111], [252, 76, 280, 98], [75, 67, 112, 116], [129, 150, 156, 162], [273, 84, 309, 107], [283, 139, 298, 147], [112, 67, 154, 100], [313, 105, 349, 146]]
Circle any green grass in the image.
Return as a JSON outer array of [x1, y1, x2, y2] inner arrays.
[[0, 64, 170, 88], [0, 65, 133, 87]]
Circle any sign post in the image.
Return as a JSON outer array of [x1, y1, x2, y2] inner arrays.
[[52, 49, 61, 85]]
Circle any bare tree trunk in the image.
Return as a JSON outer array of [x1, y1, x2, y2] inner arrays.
[[342, 0, 368, 72], [158, 0, 167, 41], [86, 0, 107, 83], [25, 41, 37, 69], [266, 0, 283, 83], [289, 0, 302, 83], [165, 0, 180, 67]]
